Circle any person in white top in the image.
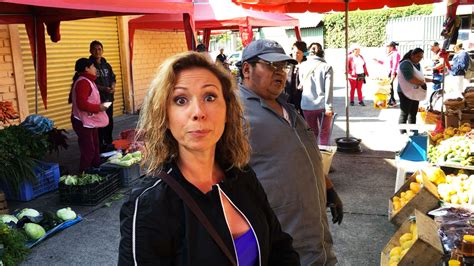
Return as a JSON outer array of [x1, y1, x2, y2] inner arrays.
[[347, 44, 369, 106]]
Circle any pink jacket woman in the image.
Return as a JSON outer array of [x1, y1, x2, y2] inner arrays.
[[347, 45, 369, 106]]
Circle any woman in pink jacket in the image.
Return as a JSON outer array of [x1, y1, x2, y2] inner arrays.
[[69, 58, 109, 172], [347, 44, 369, 106]]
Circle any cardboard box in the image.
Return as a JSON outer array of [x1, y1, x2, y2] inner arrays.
[[380, 209, 444, 266], [389, 170, 440, 227]]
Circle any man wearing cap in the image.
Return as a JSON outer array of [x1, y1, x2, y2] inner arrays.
[[374, 41, 401, 107], [238, 39, 340, 265]]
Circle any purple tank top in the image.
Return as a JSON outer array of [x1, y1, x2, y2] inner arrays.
[[234, 229, 258, 266]]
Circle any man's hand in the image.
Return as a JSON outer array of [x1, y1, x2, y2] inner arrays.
[[327, 187, 343, 225]]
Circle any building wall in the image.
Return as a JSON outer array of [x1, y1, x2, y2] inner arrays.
[[0, 25, 16, 106], [132, 30, 187, 110]]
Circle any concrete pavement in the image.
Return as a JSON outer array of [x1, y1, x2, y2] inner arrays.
[[16, 84, 406, 265]]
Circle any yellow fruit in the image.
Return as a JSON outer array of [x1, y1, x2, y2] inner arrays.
[[393, 201, 401, 211], [393, 196, 400, 202], [400, 192, 406, 198], [426, 168, 446, 185], [399, 233, 413, 244], [464, 235, 474, 243], [405, 190, 415, 200], [401, 239, 415, 250], [389, 263, 398, 266], [400, 198, 408, 207], [390, 255, 401, 263], [390, 246, 402, 257], [400, 248, 409, 258], [415, 174, 423, 184], [410, 223, 417, 234], [451, 195, 460, 204], [410, 182, 421, 193]]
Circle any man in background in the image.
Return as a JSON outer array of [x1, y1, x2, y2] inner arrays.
[[89, 40, 116, 152], [238, 39, 341, 266], [215, 48, 227, 64]]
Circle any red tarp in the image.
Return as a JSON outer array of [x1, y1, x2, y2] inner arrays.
[[231, 0, 444, 13], [129, 0, 300, 51], [0, 0, 193, 109]]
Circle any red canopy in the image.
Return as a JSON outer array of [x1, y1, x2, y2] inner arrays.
[[129, 0, 299, 50], [0, 0, 193, 109], [231, 0, 443, 13]]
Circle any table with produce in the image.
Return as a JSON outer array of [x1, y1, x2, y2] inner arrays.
[[381, 123, 474, 266]]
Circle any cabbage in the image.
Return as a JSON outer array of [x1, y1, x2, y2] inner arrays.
[[64, 175, 78, 186], [56, 207, 77, 221], [0, 214, 18, 224], [17, 208, 40, 220], [24, 223, 46, 240]]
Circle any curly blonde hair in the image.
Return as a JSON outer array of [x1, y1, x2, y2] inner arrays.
[[137, 51, 250, 174]]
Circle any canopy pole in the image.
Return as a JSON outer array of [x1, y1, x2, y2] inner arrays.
[[335, 0, 361, 153], [34, 16, 38, 114], [344, 0, 349, 138]]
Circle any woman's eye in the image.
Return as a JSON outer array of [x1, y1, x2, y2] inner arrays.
[[204, 94, 216, 102], [174, 97, 187, 105]]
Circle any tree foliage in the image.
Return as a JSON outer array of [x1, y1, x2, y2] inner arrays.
[[323, 5, 433, 48]]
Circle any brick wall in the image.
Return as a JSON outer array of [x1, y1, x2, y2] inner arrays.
[[0, 25, 16, 105], [132, 30, 188, 109]]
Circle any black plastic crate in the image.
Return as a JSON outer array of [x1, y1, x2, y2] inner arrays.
[[58, 168, 121, 206], [101, 163, 141, 187]]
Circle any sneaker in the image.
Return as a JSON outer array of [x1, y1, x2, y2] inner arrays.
[[359, 101, 366, 106], [388, 102, 397, 108], [350, 101, 354, 106]]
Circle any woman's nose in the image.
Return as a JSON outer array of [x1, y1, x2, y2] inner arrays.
[[191, 101, 206, 121]]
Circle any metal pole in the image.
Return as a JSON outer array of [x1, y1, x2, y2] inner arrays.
[[34, 16, 38, 114], [345, 0, 350, 138]]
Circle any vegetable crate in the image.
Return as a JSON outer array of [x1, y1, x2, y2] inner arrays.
[[389, 170, 440, 227], [2, 162, 60, 202], [59, 168, 120, 206], [380, 210, 444, 266], [101, 162, 141, 187]]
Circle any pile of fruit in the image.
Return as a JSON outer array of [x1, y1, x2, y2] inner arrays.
[[428, 133, 474, 166], [437, 171, 473, 204], [429, 123, 472, 145], [392, 182, 421, 214], [388, 221, 418, 265]]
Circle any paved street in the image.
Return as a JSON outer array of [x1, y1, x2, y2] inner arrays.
[[14, 82, 407, 265]]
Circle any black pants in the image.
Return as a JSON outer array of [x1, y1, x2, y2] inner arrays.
[[389, 74, 396, 104], [99, 103, 114, 148], [398, 91, 419, 134]]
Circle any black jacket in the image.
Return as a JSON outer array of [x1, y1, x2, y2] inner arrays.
[[118, 162, 299, 266], [89, 56, 116, 102]]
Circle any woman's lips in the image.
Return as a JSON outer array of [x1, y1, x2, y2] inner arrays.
[[188, 129, 211, 137]]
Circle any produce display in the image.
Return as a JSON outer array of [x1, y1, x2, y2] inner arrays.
[[428, 124, 474, 166], [436, 171, 474, 205], [388, 221, 418, 265], [107, 151, 142, 167], [60, 173, 105, 186], [392, 182, 421, 214], [0, 206, 80, 263]]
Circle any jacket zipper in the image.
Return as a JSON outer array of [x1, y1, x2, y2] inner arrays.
[[215, 184, 239, 265], [293, 128, 328, 265], [217, 184, 262, 266], [132, 178, 164, 266]]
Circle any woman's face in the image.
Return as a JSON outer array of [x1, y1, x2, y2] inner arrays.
[[353, 48, 360, 56], [292, 46, 304, 63], [167, 67, 227, 155], [85, 64, 96, 76], [410, 52, 424, 64]]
